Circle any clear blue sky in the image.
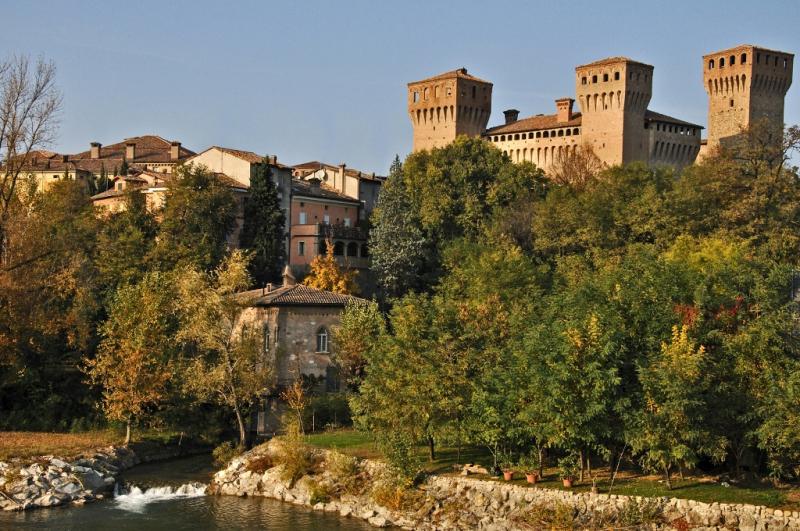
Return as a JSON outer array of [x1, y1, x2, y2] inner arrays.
[[2, 0, 799, 174]]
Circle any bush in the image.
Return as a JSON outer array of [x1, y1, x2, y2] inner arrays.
[[617, 497, 664, 527], [378, 433, 423, 483], [326, 451, 362, 494], [274, 418, 316, 486], [514, 501, 576, 529], [212, 441, 242, 467], [244, 453, 274, 474], [558, 453, 581, 480], [308, 479, 334, 505], [370, 473, 424, 511], [305, 393, 352, 431]]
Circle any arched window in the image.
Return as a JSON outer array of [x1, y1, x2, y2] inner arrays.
[[603, 73, 609, 82], [592, 75, 598, 83], [740, 53, 747, 64], [614, 72, 620, 80], [333, 241, 344, 256], [581, 76, 587, 85], [730, 55, 736, 66], [472, 86, 476, 98], [557, 129, 564, 137], [708, 59, 715, 69], [346, 242, 358, 256], [536, 131, 541, 138], [360, 243, 369, 258], [720, 57, 725, 67], [423, 87, 429, 100], [434, 86, 440, 98], [514, 134, 520, 140], [543, 131, 549, 138], [316, 327, 329, 353]]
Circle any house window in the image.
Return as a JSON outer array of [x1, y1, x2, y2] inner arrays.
[[299, 211, 307, 224], [53, 174, 59, 179], [344, 218, 351, 227], [323, 214, 330, 224], [413, 91, 419, 103], [614, 72, 620, 80], [298, 241, 305, 256], [316, 328, 329, 353]]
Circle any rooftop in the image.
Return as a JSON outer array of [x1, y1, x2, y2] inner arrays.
[[71, 135, 195, 164], [292, 161, 386, 181], [189, 146, 292, 169], [408, 67, 492, 86], [576, 56, 653, 70], [645, 110, 704, 129], [291, 179, 361, 203], [485, 112, 582, 135], [702, 44, 794, 58], [240, 283, 361, 307]]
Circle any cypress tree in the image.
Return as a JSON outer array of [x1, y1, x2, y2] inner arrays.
[[239, 160, 286, 286]]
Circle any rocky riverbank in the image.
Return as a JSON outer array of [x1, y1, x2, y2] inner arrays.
[[0, 441, 209, 512], [210, 440, 800, 530]]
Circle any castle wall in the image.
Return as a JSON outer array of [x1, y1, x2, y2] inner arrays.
[[487, 126, 582, 172], [647, 122, 702, 168]]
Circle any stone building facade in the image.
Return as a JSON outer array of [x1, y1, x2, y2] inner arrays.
[[703, 44, 794, 153], [408, 44, 794, 173], [407, 68, 492, 151]]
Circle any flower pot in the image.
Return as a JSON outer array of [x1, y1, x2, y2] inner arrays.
[[503, 470, 513, 481], [562, 478, 573, 488], [526, 473, 538, 484]]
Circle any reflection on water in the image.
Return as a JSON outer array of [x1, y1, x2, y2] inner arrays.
[[0, 454, 374, 531]]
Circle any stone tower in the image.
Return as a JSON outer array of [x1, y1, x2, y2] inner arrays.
[[703, 45, 793, 151], [575, 57, 653, 165], [408, 68, 492, 152]]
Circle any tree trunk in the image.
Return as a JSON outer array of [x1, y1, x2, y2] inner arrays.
[[124, 421, 131, 446], [234, 403, 246, 448], [538, 446, 545, 479], [428, 435, 436, 461], [586, 454, 592, 480], [664, 464, 672, 490], [678, 463, 685, 481], [579, 448, 585, 482]]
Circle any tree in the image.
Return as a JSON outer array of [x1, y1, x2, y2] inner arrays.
[[96, 190, 157, 300], [548, 144, 605, 190], [0, 55, 62, 237], [331, 299, 385, 390], [239, 161, 285, 287], [368, 155, 432, 298], [152, 164, 237, 272], [630, 326, 723, 488], [85, 271, 179, 444], [303, 239, 358, 294], [177, 251, 272, 447]]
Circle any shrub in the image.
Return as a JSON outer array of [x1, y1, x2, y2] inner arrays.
[[274, 418, 316, 487], [326, 451, 362, 494], [378, 432, 423, 483], [308, 479, 334, 505], [617, 497, 664, 527], [370, 475, 424, 511], [212, 441, 242, 467], [514, 501, 576, 529], [558, 453, 581, 480], [244, 453, 274, 474]]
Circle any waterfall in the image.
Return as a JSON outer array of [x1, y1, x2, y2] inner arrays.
[[113, 482, 207, 512]]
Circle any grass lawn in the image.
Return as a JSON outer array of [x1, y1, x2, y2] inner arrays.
[[0, 430, 123, 461], [305, 428, 800, 511]]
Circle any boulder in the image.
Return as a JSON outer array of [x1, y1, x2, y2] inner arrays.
[[78, 469, 107, 493]]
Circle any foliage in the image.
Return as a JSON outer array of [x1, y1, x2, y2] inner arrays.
[[518, 452, 541, 474], [177, 251, 271, 447], [331, 300, 385, 389], [274, 418, 316, 487], [212, 441, 243, 467], [151, 164, 237, 272], [303, 239, 358, 294], [308, 479, 334, 505], [558, 453, 581, 480], [325, 450, 361, 494], [617, 497, 664, 527], [239, 161, 285, 287]]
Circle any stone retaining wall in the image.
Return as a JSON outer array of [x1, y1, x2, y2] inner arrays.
[[210, 441, 800, 530]]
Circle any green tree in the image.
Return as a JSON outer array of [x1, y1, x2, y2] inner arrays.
[[177, 250, 272, 447], [239, 161, 285, 287], [152, 164, 237, 272], [331, 299, 385, 390]]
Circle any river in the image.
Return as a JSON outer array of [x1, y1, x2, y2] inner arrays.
[[0, 454, 374, 530]]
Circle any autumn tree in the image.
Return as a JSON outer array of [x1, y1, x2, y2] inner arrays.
[[85, 271, 179, 444], [548, 144, 605, 189], [302, 239, 358, 294], [177, 250, 272, 447]]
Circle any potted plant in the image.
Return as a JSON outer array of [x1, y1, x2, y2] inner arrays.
[[499, 451, 515, 481], [558, 454, 580, 488], [518, 453, 540, 484]]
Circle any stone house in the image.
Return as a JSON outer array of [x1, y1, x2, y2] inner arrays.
[[236, 266, 363, 435]]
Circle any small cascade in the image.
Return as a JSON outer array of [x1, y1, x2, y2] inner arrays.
[[113, 481, 207, 512]]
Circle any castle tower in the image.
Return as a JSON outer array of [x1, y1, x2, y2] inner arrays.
[[575, 57, 653, 165], [703, 45, 793, 151], [408, 68, 492, 152]]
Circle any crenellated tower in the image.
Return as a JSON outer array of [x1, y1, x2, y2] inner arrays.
[[407, 68, 492, 152], [575, 57, 653, 165], [703, 45, 793, 151]]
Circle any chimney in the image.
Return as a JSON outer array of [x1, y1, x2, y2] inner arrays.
[[503, 109, 520, 124], [61, 154, 68, 163], [265, 282, 273, 293], [282, 265, 296, 287], [308, 176, 321, 193], [170, 141, 181, 160], [556, 98, 575, 123], [90, 142, 101, 160], [125, 142, 136, 161], [269, 155, 277, 165], [337, 163, 346, 193]]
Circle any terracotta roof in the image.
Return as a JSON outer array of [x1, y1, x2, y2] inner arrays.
[[409, 67, 492, 86], [485, 112, 582, 135], [291, 179, 361, 203], [190, 146, 292, 169], [576, 57, 653, 69], [90, 189, 125, 201], [71, 135, 195, 165], [213, 172, 249, 190], [644, 110, 703, 129], [241, 284, 362, 307]]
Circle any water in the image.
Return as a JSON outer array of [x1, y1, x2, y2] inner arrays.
[[0, 454, 374, 530]]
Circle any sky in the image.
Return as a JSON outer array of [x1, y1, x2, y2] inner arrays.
[[2, 0, 799, 174]]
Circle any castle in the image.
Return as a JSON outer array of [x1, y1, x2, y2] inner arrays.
[[408, 44, 793, 172]]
